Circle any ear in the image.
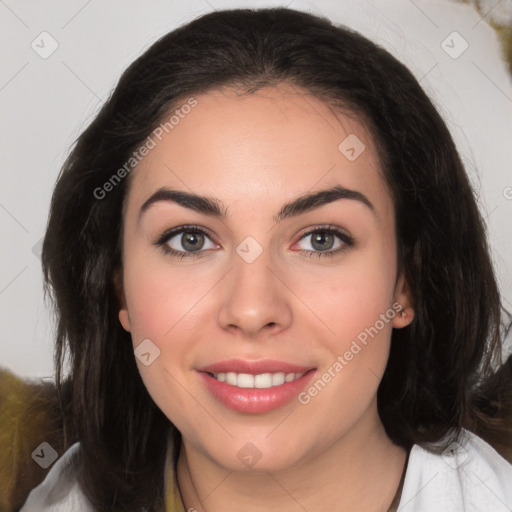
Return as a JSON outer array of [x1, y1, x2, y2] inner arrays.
[[392, 270, 414, 329], [113, 267, 131, 332]]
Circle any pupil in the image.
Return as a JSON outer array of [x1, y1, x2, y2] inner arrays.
[[312, 232, 333, 251], [183, 232, 203, 251]]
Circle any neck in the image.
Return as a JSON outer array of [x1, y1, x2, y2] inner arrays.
[[175, 404, 407, 512]]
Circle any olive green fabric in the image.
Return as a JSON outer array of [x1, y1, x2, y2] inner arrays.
[[0, 368, 71, 512]]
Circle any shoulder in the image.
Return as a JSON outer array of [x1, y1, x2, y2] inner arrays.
[[0, 367, 72, 510], [19, 442, 93, 512], [398, 428, 512, 511], [19, 430, 184, 512]]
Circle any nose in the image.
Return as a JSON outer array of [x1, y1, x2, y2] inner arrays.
[[217, 243, 293, 338]]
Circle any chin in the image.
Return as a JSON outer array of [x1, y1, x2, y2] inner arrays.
[[199, 435, 311, 474]]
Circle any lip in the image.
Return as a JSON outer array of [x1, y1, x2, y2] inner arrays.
[[197, 359, 317, 414], [197, 358, 315, 375]]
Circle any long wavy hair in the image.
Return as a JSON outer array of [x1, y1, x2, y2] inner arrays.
[[41, 7, 512, 511]]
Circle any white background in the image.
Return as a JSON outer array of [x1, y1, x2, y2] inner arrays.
[[1, 0, 511, 378]]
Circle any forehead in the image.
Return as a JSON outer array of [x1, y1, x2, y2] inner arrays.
[[125, 83, 391, 219]]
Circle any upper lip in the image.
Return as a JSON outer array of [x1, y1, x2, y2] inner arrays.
[[197, 359, 316, 375]]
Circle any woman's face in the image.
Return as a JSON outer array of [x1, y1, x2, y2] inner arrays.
[[118, 83, 413, 472]]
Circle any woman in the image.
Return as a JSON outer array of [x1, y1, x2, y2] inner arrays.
[[19, 7, 512, 512]]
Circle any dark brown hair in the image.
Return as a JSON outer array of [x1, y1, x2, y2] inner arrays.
[[41, 7, 512, 511]]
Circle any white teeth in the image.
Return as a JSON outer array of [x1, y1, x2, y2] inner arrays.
[[212, 370, 307, 388], [226, 372, 237, 386], [255, 373, 273, 388], [237, 373, 254, 388], [272, 372, 285, 386]]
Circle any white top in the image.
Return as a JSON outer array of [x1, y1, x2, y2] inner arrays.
[[20, 429, 512, 511]]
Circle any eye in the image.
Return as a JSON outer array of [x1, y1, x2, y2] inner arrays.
[[155, 225, 217, 259], [295, 225, 354, 259], [154, 224, 354, 261]]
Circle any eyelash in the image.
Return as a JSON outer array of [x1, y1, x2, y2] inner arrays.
[[154, 224, 354, 260]]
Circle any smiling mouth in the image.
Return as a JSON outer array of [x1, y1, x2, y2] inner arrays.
[[198, 365, 318, 413], [206, 370, 312, 389]]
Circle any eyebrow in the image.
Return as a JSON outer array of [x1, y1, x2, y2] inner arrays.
[[138, 185, 375, 224]]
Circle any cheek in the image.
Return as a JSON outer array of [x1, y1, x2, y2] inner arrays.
[[293, 243, 397, 410], [293, 255, 395, 429], [121, 249, 217, 410], [121, 252, 209, 423], [299, 249, 395, 347], [122, 246, 210, 342]]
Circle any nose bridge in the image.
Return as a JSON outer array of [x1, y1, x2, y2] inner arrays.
[[217, 235, 292, 336], [234, 236, 272, 290]]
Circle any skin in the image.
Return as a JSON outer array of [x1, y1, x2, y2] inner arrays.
[[117, 82, 415, 512]]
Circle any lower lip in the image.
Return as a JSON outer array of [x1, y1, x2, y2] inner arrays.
[[198, 370, 317, 414]]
